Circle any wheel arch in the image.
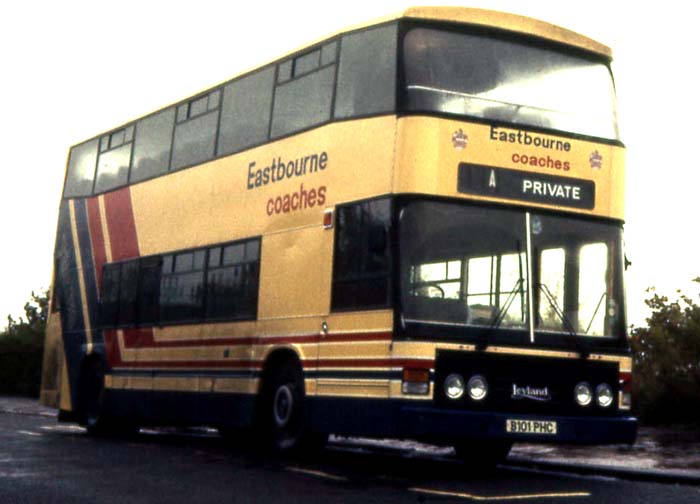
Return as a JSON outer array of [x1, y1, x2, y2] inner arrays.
[[258, 347, 304, 396], [76, 351, 108, 416]]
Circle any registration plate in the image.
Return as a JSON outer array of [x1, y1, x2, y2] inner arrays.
[[506, 419, 557, 435]]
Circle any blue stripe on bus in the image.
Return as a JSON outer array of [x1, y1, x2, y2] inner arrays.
[[309, 370, 435, 380], [55, 201, 87, 408], [72, 199, 100, 345], [109, 369, 260, 379], [107, 368, 426, 382]]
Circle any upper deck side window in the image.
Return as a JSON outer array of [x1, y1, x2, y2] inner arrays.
[[94, 125, 135, 194], [171, 89, 222, 171], [64, 139, 99, 198], [270, 41, 338, 138], [130, 107, 176, 184], [62, 22, 401, 200], [218, 67, 275, 156], [334, 24, 397, 119]]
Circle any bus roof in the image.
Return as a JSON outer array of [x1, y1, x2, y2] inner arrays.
[[71, 6, 612, 148], [267, 7, 612, 74], [397, 7, 612, 59]]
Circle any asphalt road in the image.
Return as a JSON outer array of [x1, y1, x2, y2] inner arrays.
[[1, 411, 699, 504]]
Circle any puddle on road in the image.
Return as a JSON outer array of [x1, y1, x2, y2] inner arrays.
[[0, 471, 41, 478], [39, 425, 86, 432]]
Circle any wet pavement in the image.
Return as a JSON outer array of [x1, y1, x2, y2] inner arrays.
[[512, 426, 700, 475], [4, 409, 700, 504], [2, 396, 698, 481]]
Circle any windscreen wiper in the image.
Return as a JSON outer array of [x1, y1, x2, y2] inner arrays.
[[584, 292, 606, 335], [476, 277, 524, 351], [538, 284, 589, 358]]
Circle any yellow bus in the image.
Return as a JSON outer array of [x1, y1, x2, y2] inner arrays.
[[41, 7, 636, 463]]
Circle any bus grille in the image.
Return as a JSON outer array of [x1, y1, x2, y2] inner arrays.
[[434, 350, 620, 416]]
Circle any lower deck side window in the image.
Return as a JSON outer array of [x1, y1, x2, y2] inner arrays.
[[331, 198, 392, 311], [99, 237, 260, 328]]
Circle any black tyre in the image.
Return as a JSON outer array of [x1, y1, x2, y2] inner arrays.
[[454, 439, 512, 470], [259, 360, 326, 454]]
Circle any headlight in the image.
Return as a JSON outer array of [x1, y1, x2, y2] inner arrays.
[[574, 382, 592, 406], [444, 374, 465, 400], [467, 375, 488, 401], [596, 383, 614, 408]]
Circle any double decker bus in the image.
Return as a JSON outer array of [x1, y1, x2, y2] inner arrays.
[[41, 7, 636, 462]]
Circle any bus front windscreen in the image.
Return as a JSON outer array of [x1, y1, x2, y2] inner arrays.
[[402, 27, 619, 140], [399, 201, 626, 343]]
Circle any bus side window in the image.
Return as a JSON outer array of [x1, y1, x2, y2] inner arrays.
[[334, 23, 397, 119], [130, 107, 176, 184], [332, 198, 391, 311], [159, 251, 206, 323], [170, 90, 221, 171], [94, 126, 134, 194], [117, 260, 139, 326], [270, 55, 335, 138], [64, 139, 98, 198], [137, 256, 162, 325], [99, 263, 121, 327], [218, 67, 275, 156], [205, 239, 260, 321]]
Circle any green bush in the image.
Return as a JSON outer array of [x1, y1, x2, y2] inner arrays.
[[0, 332, 44, 396], [629, 280, 700, 424], [0, 291, 47, 397]]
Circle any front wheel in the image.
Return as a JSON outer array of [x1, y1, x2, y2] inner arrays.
[[259, 361, 326, 454]]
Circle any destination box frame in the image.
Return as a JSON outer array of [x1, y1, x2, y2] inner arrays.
[[457, 163, 596, 210]]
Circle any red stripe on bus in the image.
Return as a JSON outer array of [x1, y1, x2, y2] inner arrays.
[[113, 360, 264, 369], [103, 188, 140, 260], [109, 356, 432, 372], [106, 328, 425, 370], [116, 329, 392, 349], [104, 330, 122, 367], [86, 197, 106, 292], [314, 358, 433, 370]]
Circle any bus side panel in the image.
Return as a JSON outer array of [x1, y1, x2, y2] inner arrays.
[[50, 197, 114, 417], [103, 388, 257, 428], [258, 227, 332, 320], [51, 201, 93, 415], [130, 116, 399, 256]]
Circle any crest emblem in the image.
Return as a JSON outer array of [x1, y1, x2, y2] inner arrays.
[[589, 150, 603, 170], [452, 129, 468, 150]]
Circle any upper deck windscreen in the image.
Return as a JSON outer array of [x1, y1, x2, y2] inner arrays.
[[402, 26, 619, 141]]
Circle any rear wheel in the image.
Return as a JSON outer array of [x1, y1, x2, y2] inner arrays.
[[80, 359, 136, 437], [453, 439, 512, 470]]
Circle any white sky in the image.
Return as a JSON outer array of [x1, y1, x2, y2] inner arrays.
[[0, 0, 697, 328]]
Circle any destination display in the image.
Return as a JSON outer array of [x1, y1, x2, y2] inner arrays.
[[457, 163, 595, 210]]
